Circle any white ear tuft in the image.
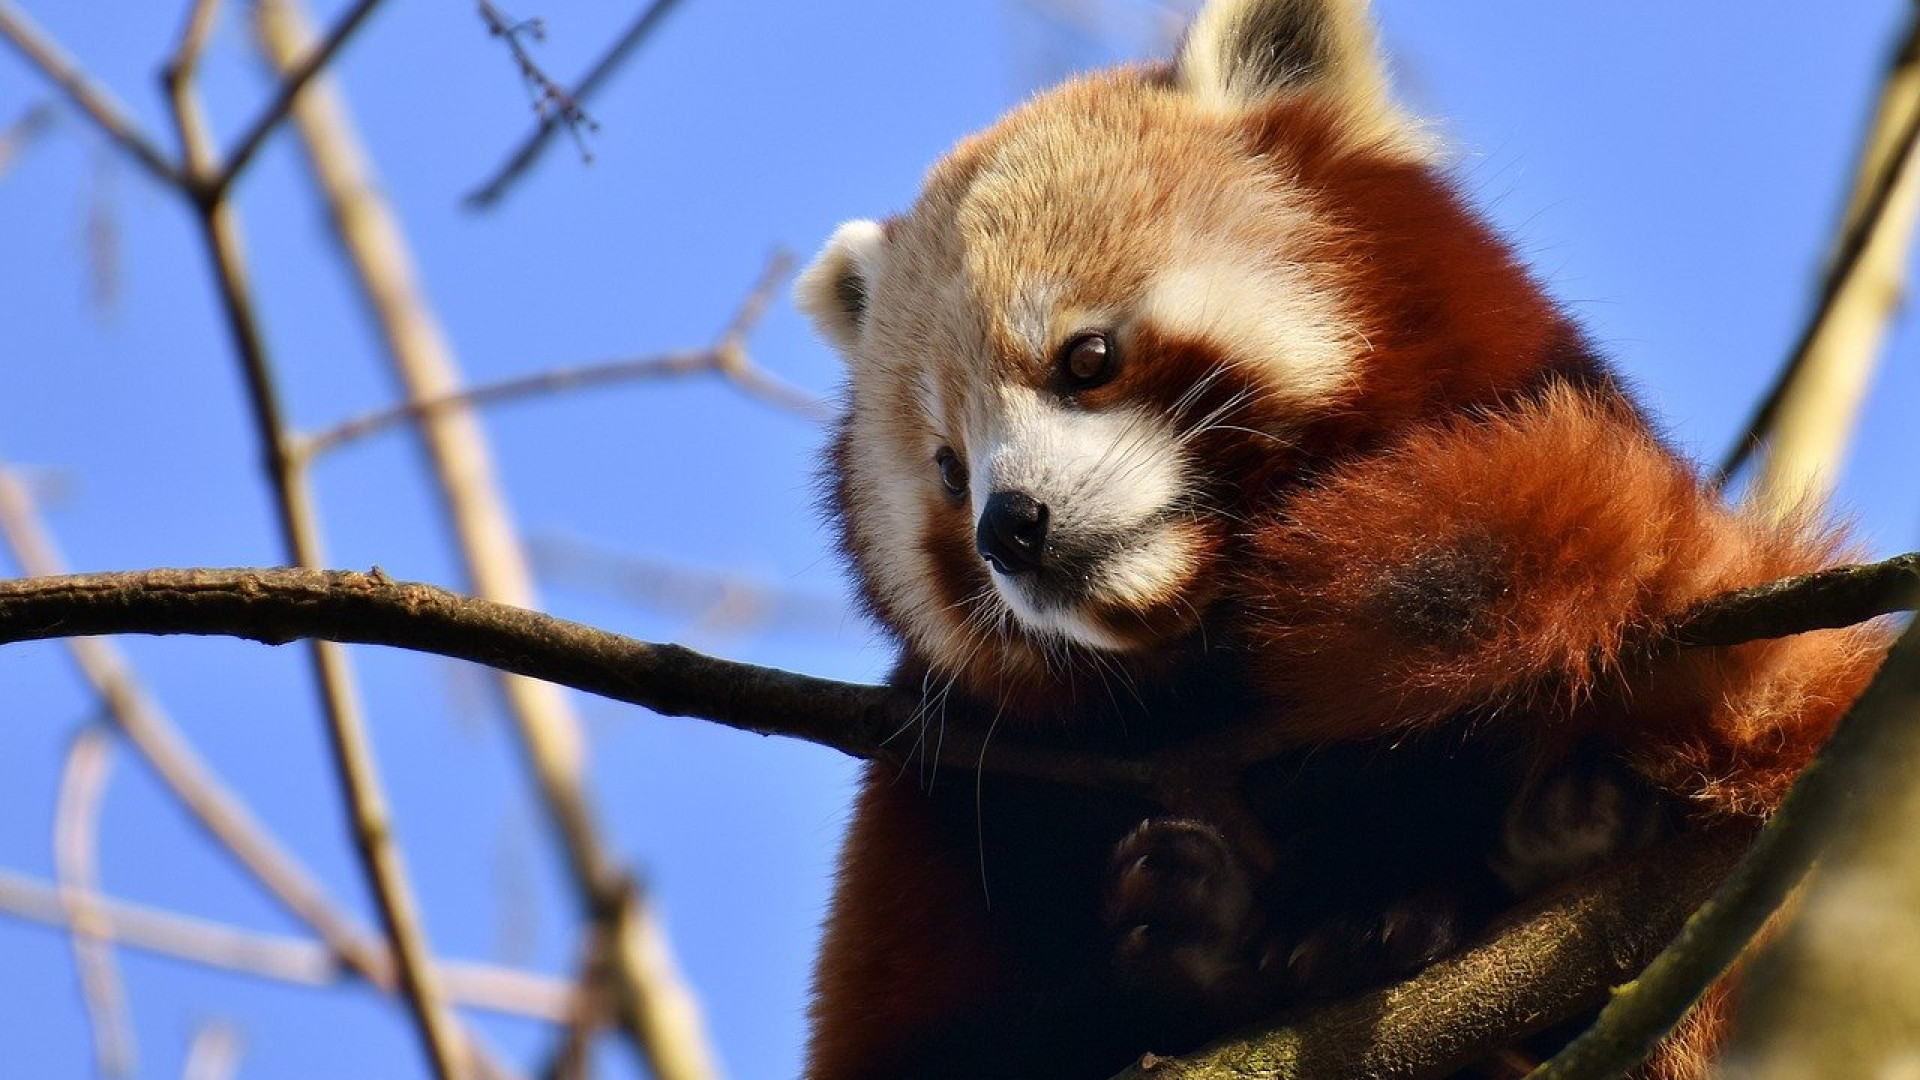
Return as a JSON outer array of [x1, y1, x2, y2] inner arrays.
[[795, 219, 887, 356], [1178, 0, 1425, 155]]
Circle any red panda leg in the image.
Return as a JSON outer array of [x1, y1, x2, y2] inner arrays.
[[804, 765, 1009, 1080], [1241, 383, 1888, 823]]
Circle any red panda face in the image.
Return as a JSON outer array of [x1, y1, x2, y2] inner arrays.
[[799, 0, 1562, 715], [802, 72, 1377, 710]]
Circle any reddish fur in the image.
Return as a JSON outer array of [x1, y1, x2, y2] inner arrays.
[[1238, 384, 1888, 822], [808, 54, 1888, 1080], [807, 771, 1007, 1080]]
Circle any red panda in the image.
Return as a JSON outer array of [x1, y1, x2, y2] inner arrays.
[[792, 1, 1890, 1077]]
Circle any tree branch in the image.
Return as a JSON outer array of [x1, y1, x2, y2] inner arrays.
[[299, 250, 822, 461], [210, 0, 386, 196], [465, 0, 691, 209], [1712, 6, 1920, 497], [164, 35, 469, 1078], [253, 2, 720, 1072], [0, 555, 1910, 783], [0, 2, 181, 186], [0, 869, 577, 1021], [55, 726, 136, 1079]]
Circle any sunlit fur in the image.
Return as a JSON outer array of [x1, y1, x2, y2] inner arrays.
[[797, 2, 1889, 1078]]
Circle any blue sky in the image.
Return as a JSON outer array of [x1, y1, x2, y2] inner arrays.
[[1, 2, 1916, 1078]]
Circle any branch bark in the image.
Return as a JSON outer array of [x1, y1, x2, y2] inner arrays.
[[0, 556, 1910, 788]]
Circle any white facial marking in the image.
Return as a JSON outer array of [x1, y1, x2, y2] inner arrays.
[[1145, 254, 1358, 404], [969, 387, 1191, 650]]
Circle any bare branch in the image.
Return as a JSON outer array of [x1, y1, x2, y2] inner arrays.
[[169, 0, 225, 83], [474, 1, 599, 164], [181, 1021, 242, 1080], [0, 869, 577, 1021], [163, 38, 469, 1074], [253, 2, 721, 1073], [210, 0, 386, 196], [301, 252, 821, 459], [1713, 6, 1920, 500], [0, 464, 466, 1021], [465, 0, 691, 209], [0, 556, 1910, 781], [55, 726, 136, 1078], [0, 2, 180, 186]]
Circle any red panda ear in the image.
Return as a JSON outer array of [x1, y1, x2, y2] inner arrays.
[[1177, 0, 1428, 158], [795, 219, 886, 356]]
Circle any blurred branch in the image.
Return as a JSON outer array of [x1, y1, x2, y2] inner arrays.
[[1714, 6, 1920, 505], [55, 726, 137, 1078], [0, 869, 577, 1021], [181, 1021, 242, 1080], [0, 3, 180, 185], [254, 2, 720, 1075], [533, 533, 845, 639], [209, 0, 385, 196], [1524, 614, 1920, 1080], [0, 464, 514, 1047], [0, 100, 55, 178], [465, 0, 690, 209], [300, 250, 820, 461], [162, 30, 468, 1080], [474, 1, 598, 164]]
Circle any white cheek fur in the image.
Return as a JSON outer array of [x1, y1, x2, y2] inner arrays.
[[969, 390, 1196, 650]]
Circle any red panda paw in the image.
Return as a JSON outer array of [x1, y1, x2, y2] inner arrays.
[[1492, 746, 1671, 895], [1102, 818, 1264, 1021], [1275, 884, 1475, 1001]]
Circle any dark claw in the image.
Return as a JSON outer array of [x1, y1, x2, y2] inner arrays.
[[1102, 818, 1258, 1012]]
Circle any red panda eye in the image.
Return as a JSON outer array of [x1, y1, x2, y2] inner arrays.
[[934, 446, 968, 499], [1059, 331, 1117, 390]]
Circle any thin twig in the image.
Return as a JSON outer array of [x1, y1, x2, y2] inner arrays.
[[474, 1, 598, 164], [210, 0, 386, 196], [300, 251, 822, 460], [465, 0, 691, 209], [0, 2, 181, 186], [0, 869, 577, 1021], [1524, 615, 1920, 1080], [1713, 6, 1920, 496], [181, 1021, 242, 1080], [164, 43, 469, 1080], [254, 2, 720, 1073], [55, 726, 137, 1078]]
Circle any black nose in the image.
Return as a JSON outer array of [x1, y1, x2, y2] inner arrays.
[[976, 490, 1050, 576]]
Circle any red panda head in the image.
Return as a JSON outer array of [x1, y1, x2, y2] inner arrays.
[[799, 0, 1578, 718]]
